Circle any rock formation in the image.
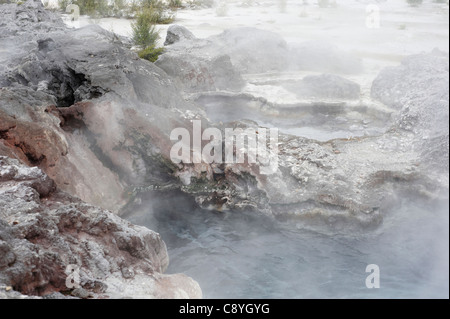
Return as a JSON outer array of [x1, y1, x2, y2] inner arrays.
[[155, 24, 448, 233], [0, 0, 448, 298], [0, 0, 203, 299], [0, 156, 201, 298]]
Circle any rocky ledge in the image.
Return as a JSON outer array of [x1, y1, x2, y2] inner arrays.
[[0, 0, 448, 298], [0, 156, 201, 299], [0, 0, 202, 298], [155, 25, 448, 232]]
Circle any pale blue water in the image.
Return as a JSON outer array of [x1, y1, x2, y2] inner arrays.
[[126, 192, 449, 299]]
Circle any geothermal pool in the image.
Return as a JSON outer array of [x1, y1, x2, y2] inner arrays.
[[58, 0, 449, 298], [126, 191, 448, 298]]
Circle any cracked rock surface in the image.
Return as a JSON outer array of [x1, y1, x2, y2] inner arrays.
[[0, 156, 201, 299]]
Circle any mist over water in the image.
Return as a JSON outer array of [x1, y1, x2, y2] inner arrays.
[[117, 0, 450, 299], [126, 191, 449, 299]]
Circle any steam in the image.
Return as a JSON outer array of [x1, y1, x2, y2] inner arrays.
[[125, 190, 448, 298], [51, 0, 447, 298]]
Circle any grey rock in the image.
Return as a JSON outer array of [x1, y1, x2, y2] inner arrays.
[[208, 27, 290, 74], [164, 24, 196, 46], [156, 52, 245, 92], [71, 287, 91, 299], [165, 51, 448, 232], [0, 0, 65, 40], [157, 26, 363, 95], [42, 292, 78, 299]]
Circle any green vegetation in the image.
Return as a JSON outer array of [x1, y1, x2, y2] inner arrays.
[[131, 8, 165, 63], [138, 45, 164, 62], [132, 7, 160, 48], [168, 0, 183, 9], [56, 0, 178, 21]]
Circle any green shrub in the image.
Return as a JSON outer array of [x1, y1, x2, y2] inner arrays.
[[132, 8, 160, 49], [55, 0, 176, 21], [406, 0, 423, 6], [138, 45, 165, 62]]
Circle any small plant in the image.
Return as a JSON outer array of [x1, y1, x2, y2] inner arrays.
[[132, 8, 165, 63], [138, 45, 164, 62]]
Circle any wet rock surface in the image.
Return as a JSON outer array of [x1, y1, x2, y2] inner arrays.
[[0, 156, 201, 298], [155, 26, 448, 232], [0, 0, 203, 212], [0, 0, 204, 299]]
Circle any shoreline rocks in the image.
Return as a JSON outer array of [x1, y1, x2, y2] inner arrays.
[[0, 156, 202, 299]]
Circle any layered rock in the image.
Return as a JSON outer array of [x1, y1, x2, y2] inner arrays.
[[0, 0, 204, 299], [156, 25, 363, 95], [283, 73, 361, 100], [164, 24, 196, 46], [0, 156, 201, 298], [156, 25, 246, 93]]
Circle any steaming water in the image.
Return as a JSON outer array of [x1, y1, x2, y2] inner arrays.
[[120, 1, 449, 299], [126, 192, 449, 299]]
